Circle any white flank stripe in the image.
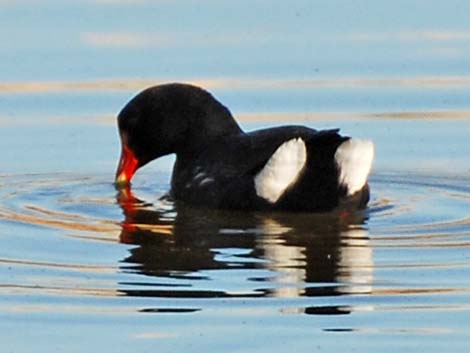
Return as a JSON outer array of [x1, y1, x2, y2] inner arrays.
[[254, 138, 307, 203], [335, 139, 374, 195]]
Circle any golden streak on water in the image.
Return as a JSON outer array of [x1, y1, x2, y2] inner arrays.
[[386, 217, 470, 231], [374, 242, 470, 249], [371, 288, 459, 295], [4, 76, 470, 94], [25, 205, 93, 222], [0, 257, 117, 273], [0, 284, 119, 297], [3, 111, 470, 128], [3, 304, 139, 315], [373, 262, 470, 269], [132, 332, 177, 340], [348, 327, 454, 334], [0, 207, 120, 235]]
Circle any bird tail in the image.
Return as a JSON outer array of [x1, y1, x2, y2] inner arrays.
[[334, 139, 374, 196]]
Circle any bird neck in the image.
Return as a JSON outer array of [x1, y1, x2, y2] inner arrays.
[[176, 111, 244, 158]]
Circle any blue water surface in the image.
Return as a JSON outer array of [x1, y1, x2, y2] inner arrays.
[[1, 1, 470, 353]]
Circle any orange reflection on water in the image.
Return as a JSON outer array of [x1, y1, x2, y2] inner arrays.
[[4, 76, 470, 95]]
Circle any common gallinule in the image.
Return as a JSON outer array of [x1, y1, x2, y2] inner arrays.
[[115, 83, 374, 212]]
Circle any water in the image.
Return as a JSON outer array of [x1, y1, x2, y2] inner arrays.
[[2, 1, 470, 352], [1, 170, 470, 352]]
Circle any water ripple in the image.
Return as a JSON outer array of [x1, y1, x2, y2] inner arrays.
[[0, 171, 469, 315]]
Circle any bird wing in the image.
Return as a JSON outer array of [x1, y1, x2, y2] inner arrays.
[[176, 127, 343, 209]]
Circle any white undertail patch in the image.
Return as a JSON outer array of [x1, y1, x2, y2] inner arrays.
[[335, 139, 374, 195], [254, 138, 307, 203]]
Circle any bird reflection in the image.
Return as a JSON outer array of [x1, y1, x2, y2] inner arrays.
[[116, 187, 373, 313]]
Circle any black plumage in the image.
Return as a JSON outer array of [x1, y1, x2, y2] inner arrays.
[[115, 83, 372, 212]]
